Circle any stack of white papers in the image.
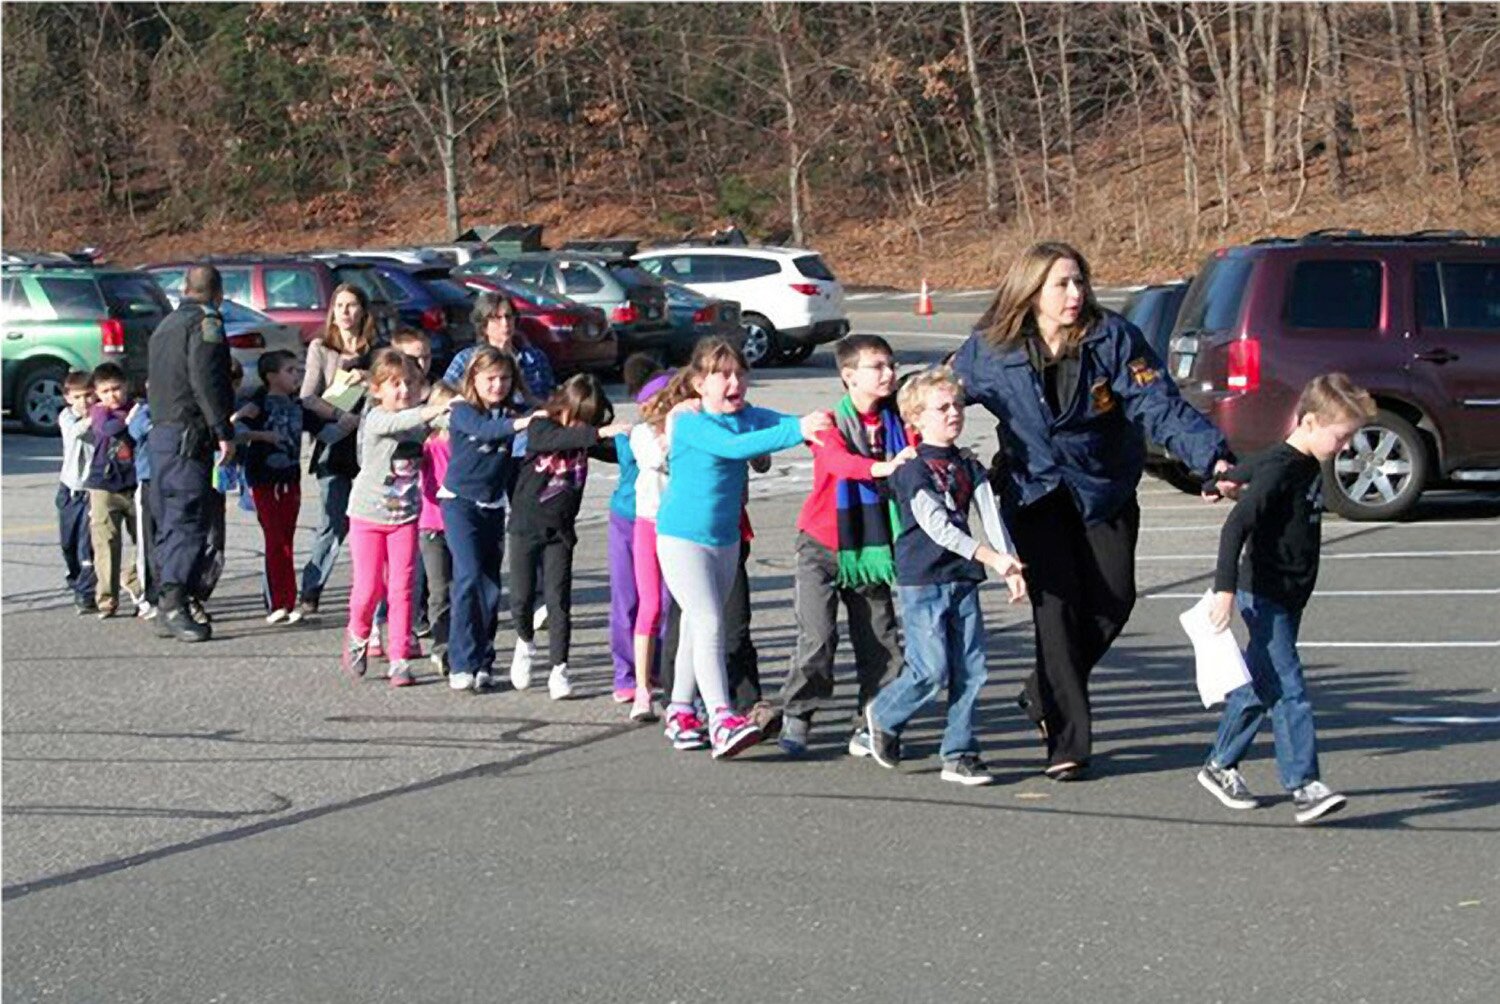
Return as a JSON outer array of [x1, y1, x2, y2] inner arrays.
[[1178, 591, 1253, 708]]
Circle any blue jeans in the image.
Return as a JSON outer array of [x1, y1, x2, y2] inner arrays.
[[1208, 591, 1320, 791], [870, 581, 987, 761], [443, 497, 505, 675], [300, 472, 351, 601], [56, 484, 97, 600]]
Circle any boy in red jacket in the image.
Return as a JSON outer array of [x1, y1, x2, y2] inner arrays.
[[775, 335, 916, 756]]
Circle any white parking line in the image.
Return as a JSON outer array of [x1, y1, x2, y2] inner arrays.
[[1139, 549, 1500, 561], [1144, 588, 1500, 599], [1390, 715, 1500, 725], [1298, 640, 1499, 648]]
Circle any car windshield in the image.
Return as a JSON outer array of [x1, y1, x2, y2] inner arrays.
[[1175, 256, 1253, 334], [421, 277, 475, 306], [661, 278, 706, 306], [472, 276, 577, 311], [603, 261, 662, 288]]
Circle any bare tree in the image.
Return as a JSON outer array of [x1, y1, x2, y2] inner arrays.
[[959, 1, 1000, 218], [1427, 1, 1464, 185]]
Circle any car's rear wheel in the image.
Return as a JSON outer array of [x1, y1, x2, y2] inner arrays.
[[1323, 408, 1429, 521], [740, 314, 777, 368], [16, 361, 67, 436]]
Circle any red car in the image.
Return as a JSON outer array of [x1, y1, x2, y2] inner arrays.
[[1169, 230, 1500, 520], [456, 275, 617, 375]]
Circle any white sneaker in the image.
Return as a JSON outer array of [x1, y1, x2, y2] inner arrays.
[[449, 671, 476, 692], [266, 608, 289, 625], [629, 690, 659, 723], [136, 601, 157, 620], [548, 663, 573, 700], [533, 606, 549, 631], [474, 669, 493, 690], [510, 640, 535, 690], [285, 608, 304, 625]]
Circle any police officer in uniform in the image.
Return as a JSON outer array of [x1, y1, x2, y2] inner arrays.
[[147, 265, 236, 642], [953, 242, 1236, 781]]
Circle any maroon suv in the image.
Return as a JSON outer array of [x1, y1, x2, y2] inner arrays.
[[1169, 231, 1500, 520]]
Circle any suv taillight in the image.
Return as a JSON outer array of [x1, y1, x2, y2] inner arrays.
[[227, 331, 265, 350], [420, 306, 445, 331], [611, 302, 640, 324], [1226, 336, 1261, 392], [100, 319, 125, 355], [692, 306, 715, 324], [789, 283, 820, 296]]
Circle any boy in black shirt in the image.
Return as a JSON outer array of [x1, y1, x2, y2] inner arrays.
[[1198, 373, 1376, 824]]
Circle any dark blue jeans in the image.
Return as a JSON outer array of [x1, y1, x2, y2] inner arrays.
[[442, 497, 505, 675], [300, 471, 352, 602], [1208, 591, 1320, 791], [55, 484, 96, 600], [870, 580, 987, 761]]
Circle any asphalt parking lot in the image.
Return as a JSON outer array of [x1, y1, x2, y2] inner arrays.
[[3, 319, 1496, 1002]]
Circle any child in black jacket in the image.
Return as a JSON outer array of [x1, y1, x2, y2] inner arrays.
[[507, 374, 631, 700]]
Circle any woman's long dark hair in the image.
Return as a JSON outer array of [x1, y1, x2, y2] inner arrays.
[[975, 241, 1102, 353]]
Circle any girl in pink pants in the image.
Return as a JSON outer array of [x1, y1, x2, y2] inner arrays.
[[340, 350, 453, 687]]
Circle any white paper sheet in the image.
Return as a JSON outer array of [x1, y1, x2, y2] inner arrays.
[[1179, 591, 1253, 708]]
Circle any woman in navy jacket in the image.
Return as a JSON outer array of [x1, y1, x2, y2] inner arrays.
[[952, 242, 1234, 780]]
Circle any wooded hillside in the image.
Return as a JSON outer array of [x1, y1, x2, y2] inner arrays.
[[4, 2, 1499, 285]]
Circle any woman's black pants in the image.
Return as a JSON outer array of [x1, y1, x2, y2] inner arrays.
[[1008, 488, 1140, 767]]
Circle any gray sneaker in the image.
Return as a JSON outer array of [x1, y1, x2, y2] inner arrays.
[[940, 754, 995, 786], [778, 716, 810, 757], [1198, 764, 1258, 810], [1293, 781, 1347, 825], [864, 705, 899, 769], [847, 729, 872, 758]]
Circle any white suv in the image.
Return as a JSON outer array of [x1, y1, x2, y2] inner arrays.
[[634, 245, 849, 366]]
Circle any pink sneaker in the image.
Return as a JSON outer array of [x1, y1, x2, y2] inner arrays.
[[664, 710, 708, 751], [710, 712, 762, 760], [613, 686, 636, 704]]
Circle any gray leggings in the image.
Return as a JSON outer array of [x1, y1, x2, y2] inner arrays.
[[658, 535, 740, 713]]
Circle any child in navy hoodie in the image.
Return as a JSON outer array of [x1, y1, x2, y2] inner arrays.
[[863, 367, 1027, 786], [83, 362, 143, 618]]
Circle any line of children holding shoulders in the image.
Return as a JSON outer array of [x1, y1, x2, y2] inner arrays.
[[53, 321, 1371, 822]]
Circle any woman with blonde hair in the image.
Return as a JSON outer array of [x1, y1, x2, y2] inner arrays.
[[952, 241, 1235, 781], [297, 283, 377, 615]]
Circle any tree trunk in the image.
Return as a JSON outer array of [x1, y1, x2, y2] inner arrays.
[[1253, 3, 1280, 178], [1406, 3, 1433, 176], [1015, 3, 1052, 220], [1428, 1, 1465, 184], [766, 2, 803, 245], [960, 1, 1000, 219], [1056, 6, 1078, 211], [1310, 5, 1347, 197], [437, 24, 462, 238]]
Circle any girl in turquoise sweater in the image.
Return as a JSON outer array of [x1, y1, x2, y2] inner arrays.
[[655, 338, 831, 759]]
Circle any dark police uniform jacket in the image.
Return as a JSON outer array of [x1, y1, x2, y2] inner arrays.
[[147, 298, 235, 452], [951, 311, 1229, 526]]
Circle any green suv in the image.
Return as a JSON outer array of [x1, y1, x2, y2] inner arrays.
[[1, 263, 171, 434]]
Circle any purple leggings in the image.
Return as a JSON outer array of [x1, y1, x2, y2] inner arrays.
[[607, 511, 668, 690]]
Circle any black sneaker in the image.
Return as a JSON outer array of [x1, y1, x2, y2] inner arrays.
[[298, 596, 320, 618], [864, 705, 899, 769], [1292, 781, 1347, 825], [73, 594, 98, 615], [940, 754, 995, 786], [187, 598, 211, 625], [160, 605, 211, 642], [1197, 764, 1258, 810]]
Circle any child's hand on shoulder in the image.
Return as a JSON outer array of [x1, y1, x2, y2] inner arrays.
[[871, 445, 918, 478], [799, 410, 833, 446], [1208, 591, 1235, 632]]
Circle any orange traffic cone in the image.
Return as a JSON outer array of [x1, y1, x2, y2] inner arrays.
[[915, 278, 935, 317]]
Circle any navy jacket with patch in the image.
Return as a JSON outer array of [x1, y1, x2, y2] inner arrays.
[[952, 311, 1229, 526]]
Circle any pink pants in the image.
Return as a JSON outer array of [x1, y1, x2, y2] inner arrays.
[[632, 517, 665, 636], [346, 517, 418, 661]]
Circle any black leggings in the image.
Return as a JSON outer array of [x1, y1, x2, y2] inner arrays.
[[1008, 489, 1139, 767], [509, 525, 575, 668]]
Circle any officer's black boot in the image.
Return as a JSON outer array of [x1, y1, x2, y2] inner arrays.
[[158, 585, 211, 643]]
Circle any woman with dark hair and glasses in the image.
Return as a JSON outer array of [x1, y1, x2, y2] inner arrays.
[[443, 292, 556, 404]]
